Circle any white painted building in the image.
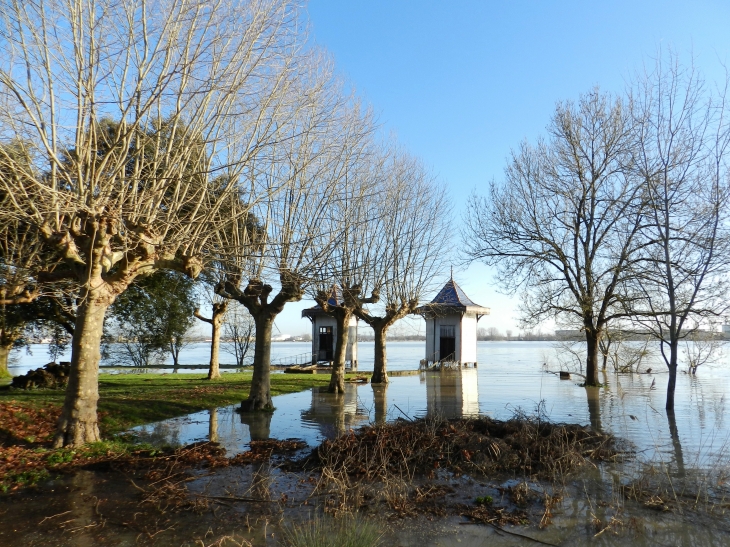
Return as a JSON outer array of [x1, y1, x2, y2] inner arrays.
[[302, 287, 358, 368], [416, 277, 490, 366]]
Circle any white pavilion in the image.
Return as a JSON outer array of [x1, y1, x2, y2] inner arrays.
[[301, 287, 358, 368], [415, 277, 490, 368]]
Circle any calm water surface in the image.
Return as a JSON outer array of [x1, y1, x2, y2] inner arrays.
[[122, 340, 730, 470]]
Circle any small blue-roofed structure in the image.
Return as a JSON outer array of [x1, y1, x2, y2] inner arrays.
[[415, 276, 490, 368], [302, 286, 358, 369]]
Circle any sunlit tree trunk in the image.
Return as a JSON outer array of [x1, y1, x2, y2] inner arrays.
[[240, 312, 274, 410], [0, 343, 12, 378], [371, 322, 388, 384], [666, 342, 679, 410], [54, 289, 112, 447], [196, 301, 229, 380]]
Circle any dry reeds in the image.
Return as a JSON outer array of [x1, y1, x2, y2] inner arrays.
[[312, 415, 618, 481]]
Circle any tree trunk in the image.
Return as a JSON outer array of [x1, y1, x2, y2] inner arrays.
[[584, 328, 600, 386], [0, 343, 12, 379], [328, 309, 350, 394], [371, 323, 389, 384], [240, 312, 274, 411], [666, 341, 679, 410], [208, 313, 224, 380], [54, 293, 111, 447]]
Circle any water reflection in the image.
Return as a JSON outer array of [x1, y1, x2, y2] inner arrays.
[[128, 341, 730, 469], [425, 368, 479, 419], [239, 409, 273, 440], [300, 386, 369, 437], [208, 408, 218, 442], [585, 386, 602, 432], [667, 409, 686, 478]]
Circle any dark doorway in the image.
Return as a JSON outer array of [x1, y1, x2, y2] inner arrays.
[[318, 326, 333, 361], [439, 325, 456, 361]]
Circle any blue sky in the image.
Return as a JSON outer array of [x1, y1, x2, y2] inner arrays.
[[270, 0, 730, 337]]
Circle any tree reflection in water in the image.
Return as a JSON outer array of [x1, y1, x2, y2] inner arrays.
[[372, 383, 388, 425], [585, 386, 602, 432], [300, 385, 369, 439], [208, 408, 218, 443], [238, 409, 273, 440]]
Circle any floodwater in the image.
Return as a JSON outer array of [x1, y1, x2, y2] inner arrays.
[[128, 340, 730, 470], [6, 341, 730, 546]]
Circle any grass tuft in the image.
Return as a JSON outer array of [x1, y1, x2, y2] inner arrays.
[[280, 515, 382, 547]]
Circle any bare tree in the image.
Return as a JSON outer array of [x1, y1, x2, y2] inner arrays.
[[309, 147, 382, 393], [194, 280, 231, 379], [598, 328, 654, 373], [627, 55, 730, 409], [352, 150, 451, 384], [217, 79, 377, 407], [682, 323, 725, 375], [463, 90, 644, 386], [0, 0, 311, 446], [222, 301, 255, 367]]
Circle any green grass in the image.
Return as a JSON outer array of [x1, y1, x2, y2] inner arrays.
[[0, 372, 366, 435]]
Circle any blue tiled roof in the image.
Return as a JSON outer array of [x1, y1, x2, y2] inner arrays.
[[430, 279, 481, 308]]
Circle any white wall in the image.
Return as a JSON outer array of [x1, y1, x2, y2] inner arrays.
[[424, 314, 462, 361], [460, 313, 478, 362]]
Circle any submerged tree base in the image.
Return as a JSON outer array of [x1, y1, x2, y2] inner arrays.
[[238, 397, 274, 412]]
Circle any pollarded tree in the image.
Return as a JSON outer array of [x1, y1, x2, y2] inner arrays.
[[626, 56, 730, 409], [310, 150, 382, 393], [352, 149, 451, 384], [217, 76, 377, 408], [195, 209, 264, 379], [463, 90, 645, 386], [0, 0, 314, 446], [194, 289, 230, 379]]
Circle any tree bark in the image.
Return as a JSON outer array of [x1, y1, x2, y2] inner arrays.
[[328, 309, 350, 394], [584, 327, 600, 386], [371, 323, 389, 384], [208, 308, 226, 379], [240, 312, 274, 410], [666, 341, 679, 410], [0, 343, 12, 378], [195, 302, 228, 380], [54, 291, 111, 447]]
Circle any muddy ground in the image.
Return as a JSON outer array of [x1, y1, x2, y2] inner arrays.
[[2, 414, 730, 546]]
